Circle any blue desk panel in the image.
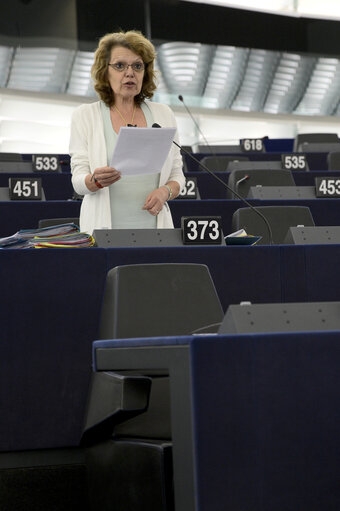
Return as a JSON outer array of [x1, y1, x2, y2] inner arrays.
[[0, 200, 81, 237], [0, 172, 73, 200], [0, 248, 107, 451]]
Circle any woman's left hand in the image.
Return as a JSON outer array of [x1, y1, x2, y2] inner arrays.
[[142, 186, 169, 216]]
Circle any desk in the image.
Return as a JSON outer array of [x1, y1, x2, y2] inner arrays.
[[1, 244, 340, 453], [0, 197, 339, 238], [183, 151, 329, 172], [1, 170, 339, 201], [186, 170, 340, 199], [170, 198, 340, 234], [92, 332, 340, 511]]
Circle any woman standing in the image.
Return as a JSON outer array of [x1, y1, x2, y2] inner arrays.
[[70, 30, 185, 234]]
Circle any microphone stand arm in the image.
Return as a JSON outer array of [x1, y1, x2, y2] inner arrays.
[[174, 141, 274, 245]]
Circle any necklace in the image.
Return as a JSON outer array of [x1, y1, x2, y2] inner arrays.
[[112, 104, 137, 127]]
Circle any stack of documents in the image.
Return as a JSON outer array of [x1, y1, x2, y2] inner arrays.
[[0, 223, 95, 249], [33, 232, 95, 248], [18, 223, 79, 239], [0, 236, 31, 249]]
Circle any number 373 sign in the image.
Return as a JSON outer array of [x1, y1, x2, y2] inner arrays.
[[181, 216, 225, 245]]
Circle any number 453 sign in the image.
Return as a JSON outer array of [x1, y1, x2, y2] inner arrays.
[[181, 216, 225, 245]]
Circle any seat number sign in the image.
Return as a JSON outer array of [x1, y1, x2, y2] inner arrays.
[[9, 177, 42, 200], [177, 178, 198, 199], [282, 154, 307, 170], [32, 154, 60, 172], [315, 177, 340, 197], [182, 216, 223, 244], [241, 138, 264, 152]]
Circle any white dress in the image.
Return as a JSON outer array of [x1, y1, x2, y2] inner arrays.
[[100, 101, 158, 229]]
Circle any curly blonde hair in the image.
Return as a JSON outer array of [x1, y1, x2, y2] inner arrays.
[[91, 30, 157, 106]]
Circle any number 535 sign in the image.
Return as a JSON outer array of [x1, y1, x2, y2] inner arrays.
[[181, 216, 225, 245]]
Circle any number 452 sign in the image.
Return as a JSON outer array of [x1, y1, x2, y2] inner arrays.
[[181, 216, 225, 245]]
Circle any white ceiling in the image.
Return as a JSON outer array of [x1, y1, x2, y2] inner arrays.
[[181, 0, 340, 20]]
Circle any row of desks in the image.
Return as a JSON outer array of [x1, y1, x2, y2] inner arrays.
[[1, 168, 339, 200], [0, 196, 339, 238], [1, 243, 340, 452]]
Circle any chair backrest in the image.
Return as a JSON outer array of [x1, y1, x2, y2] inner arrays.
[[300, 142, 340, 154], [327, 151, 340, 170], [227, 160, 283, 172], [181, 145, 193, 153], [181, 146, 193, 172], [0, 152, 23, 161], [201, 155, 249, 172], [99, 263, 224, 339], [232, 206, 315, 245], [293, 133, 338, 152], [195, 144, 241, 154], [38, 217, 80, 228], [227, 168, 295, 198]]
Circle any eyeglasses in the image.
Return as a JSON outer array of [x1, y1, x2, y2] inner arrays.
[[108, 62, 145, 73]]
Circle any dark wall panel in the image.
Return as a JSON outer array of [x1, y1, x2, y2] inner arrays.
[[0, 0, 77, 44], [76, 0, 146, 48], [306, 17, 340, 55], [76, 0, 340, 57], [150, 1, 306, 53], [3, 0, 338, 56]]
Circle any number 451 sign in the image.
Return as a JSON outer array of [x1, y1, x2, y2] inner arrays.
[[9, 177, 42, 200]]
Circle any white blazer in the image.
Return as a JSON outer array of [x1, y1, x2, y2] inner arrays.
[[69, 100, 186, 234]]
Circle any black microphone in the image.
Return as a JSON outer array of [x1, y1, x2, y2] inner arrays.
[[178, 95, 216, 156], [152, 123, 273, 245]]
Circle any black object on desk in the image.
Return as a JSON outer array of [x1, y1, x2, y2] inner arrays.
[[93, 228, 184, 247], [285, 225, 340, 244], [219, 300, 340, 333], [248, 185, 316, 199]]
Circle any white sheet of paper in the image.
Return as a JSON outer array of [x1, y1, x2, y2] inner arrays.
[[110, 126, 176, 176]]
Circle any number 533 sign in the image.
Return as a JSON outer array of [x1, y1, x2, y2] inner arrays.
[[181, 216, 225, 245], [32, 154, 61, 172]]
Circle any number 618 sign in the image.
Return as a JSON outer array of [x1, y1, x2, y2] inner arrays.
[[181, 216, 224, 245]]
